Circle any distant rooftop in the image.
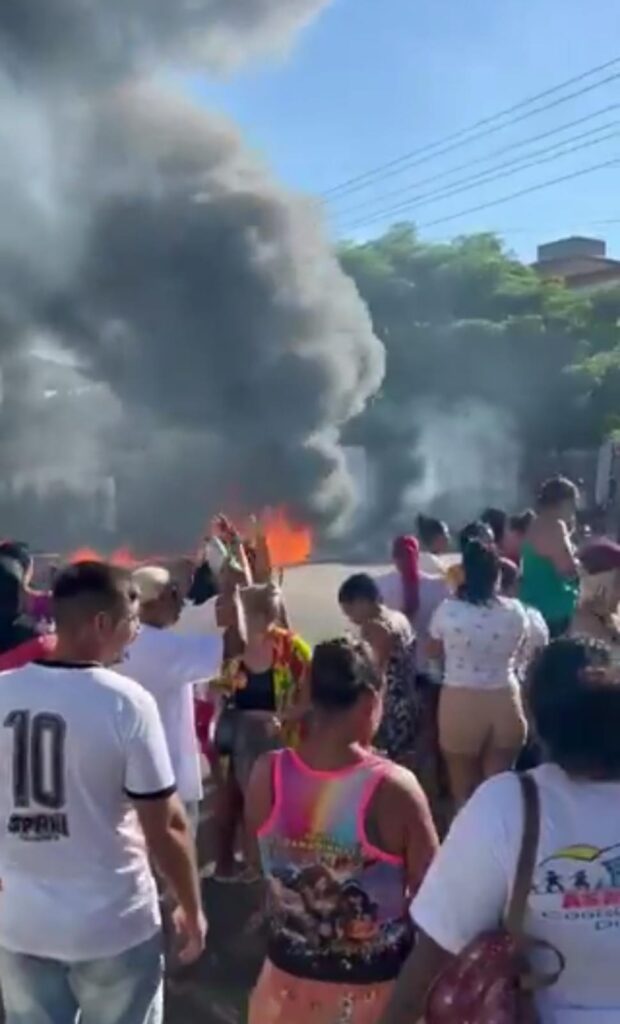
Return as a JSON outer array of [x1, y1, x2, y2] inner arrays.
[[533, 236, 620, 291], [537, 236, 607, 263]]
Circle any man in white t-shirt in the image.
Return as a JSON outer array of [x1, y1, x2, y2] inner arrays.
[[121, 566, 224, 832], [0, 561, 205, 1024]]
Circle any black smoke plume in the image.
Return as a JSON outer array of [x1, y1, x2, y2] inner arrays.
[[0, 2, 384, 552]]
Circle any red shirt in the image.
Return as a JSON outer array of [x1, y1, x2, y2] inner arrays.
[[0, 634, 56, 672]]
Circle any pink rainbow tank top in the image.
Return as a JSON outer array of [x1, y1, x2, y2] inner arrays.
[[257, 748, 413, 984]]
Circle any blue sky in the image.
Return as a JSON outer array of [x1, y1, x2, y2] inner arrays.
[[192, 0, 620, 261]]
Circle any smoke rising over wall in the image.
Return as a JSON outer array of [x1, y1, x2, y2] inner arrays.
[[404, 399, 521, 525], [352, 397, 522, 545], [0, 2, 384, 550]]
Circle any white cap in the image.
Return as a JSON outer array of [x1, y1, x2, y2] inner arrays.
[[132, 566, 171, 604]]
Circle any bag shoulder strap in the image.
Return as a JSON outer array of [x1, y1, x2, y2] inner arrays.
[[506, 773, 540, 938]]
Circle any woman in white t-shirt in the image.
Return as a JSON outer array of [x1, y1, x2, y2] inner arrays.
[[428, 539, 528, 810], [500, 556, 550, 683], [377, 636, 620, 1024]]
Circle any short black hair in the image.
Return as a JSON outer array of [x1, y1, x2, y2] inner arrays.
[[529, 637, 620, 779], [311, 638, 383, 711], [53, 561, 137, 628], [0, 541, 32, 575], [458, 520, 494, 554], [416, 515, 447, 549], [480, 508, 507, 545], [338, 573, 381, 607], [537, 476, 578, 511], [459, 539, 499, 605]]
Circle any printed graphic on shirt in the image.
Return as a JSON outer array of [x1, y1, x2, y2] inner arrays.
[[262, 832, 412, 983], [3, 709, 69, 842], [532, 844, 620, 931]]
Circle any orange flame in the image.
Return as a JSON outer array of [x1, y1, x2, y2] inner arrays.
[[68, 547, 104, 564], [67, 547, 146, 567], [110, 547, 141, 567], [262, 508, 312, 567]]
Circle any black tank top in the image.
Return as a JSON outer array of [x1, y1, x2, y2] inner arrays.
[[233, 665, 276, 712]]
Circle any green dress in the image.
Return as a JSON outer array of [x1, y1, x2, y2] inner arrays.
[[520, 542, 579, 629]]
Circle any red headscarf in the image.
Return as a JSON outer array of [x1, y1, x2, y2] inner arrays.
[[392, 535, 420, 620]]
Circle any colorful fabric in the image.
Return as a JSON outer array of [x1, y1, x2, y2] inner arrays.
[[257, 748, 412, 985], [249, 960, 394, 1024], [220, 627, 311, 745], [374, 610, 417, 761]]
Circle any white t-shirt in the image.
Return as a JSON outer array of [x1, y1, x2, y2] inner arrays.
[[430, 595, 528, 688], [121, 624, 222, 803], [517, 605, 550, 681], [0, 661, 174, 961], [412, 765, 620, 1023], [376, 570, 450, 674], [416, 575, 451, 674], [376, 570, 404, 614], [173, 598, 218, 637]]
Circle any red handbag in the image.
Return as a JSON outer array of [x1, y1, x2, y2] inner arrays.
[[425, 775, 564, 1024]]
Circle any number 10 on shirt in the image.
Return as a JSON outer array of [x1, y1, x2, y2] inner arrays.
[[4, 710, 67, 813]]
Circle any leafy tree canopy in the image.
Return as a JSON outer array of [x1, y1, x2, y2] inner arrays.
[[339, 224, 620, 531]]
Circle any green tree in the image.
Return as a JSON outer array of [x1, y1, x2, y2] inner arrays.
[[339, 225, 620, 532]]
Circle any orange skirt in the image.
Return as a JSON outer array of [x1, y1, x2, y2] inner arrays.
[[248, 960, 394, 1024]]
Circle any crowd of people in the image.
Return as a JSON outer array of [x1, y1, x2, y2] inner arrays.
[[0, 478, 619, 1023]]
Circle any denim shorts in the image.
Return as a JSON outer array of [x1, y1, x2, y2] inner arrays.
[[0, 931, 163, 1024]]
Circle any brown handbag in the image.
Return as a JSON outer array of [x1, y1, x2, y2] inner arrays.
[[424, 774, 565, 1024]]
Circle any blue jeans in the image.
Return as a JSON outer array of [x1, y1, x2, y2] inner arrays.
[[0, 932, 163, 1024]]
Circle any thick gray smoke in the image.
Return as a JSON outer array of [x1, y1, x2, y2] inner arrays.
[[0, 2, 384, 551], [0, 1, 331, 75]]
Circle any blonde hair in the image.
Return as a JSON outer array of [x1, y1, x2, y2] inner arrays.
[[132, 566, 171, 605], [240, 581, 282, 625]]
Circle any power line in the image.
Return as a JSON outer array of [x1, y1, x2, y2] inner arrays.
[[329, 71, 620, 205], [415, 157, 619, 232], [323, 56, 620, 201], [340, 125, 620, 232], [332, 104, 619, 221]]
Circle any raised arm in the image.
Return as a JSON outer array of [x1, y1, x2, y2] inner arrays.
[[547, 518, 580, 578]]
